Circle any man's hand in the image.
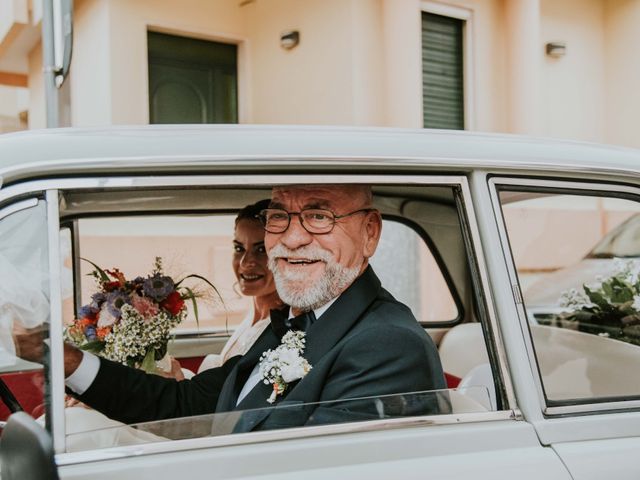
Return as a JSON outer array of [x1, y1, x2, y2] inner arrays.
[[158, 356, 186, 381], [63, 343, 83, 377], [13, 324, 84, 377], [13, 324, 46, 363]]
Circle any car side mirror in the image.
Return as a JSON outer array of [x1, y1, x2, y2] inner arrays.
[[0, 411, 59, 480]]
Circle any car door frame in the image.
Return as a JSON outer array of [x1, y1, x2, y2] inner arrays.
[[486, 174, 640, 479], [0, 168, 569, 479]]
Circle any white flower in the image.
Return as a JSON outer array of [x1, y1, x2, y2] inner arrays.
[[97, 304, 118, 327], [632, 295, 640, 312], [559, 288, 594, 310], [281, 360, 309, 383], [259, 331, 312, 403], [614, 258, 640, 285]]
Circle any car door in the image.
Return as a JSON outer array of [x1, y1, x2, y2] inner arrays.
[[489, 176, 640, 480], [1, 169, 572, 479]]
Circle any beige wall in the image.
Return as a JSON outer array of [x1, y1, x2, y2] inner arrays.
[[27, 42, 45, 129], [70, 0, 111, 126], [11, 0, 640, 149], [245, 0, 359, 125], [540, 0, 606, 142], [68, 0, 246, 126], [604, 0, 640, 148], [63, 0, 514, 130]]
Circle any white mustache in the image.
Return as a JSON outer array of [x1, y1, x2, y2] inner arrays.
[[267, 244, 333, 265]]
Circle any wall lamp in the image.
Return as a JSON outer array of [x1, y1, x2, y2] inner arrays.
[[545, 42, 566, 58], [280, 30, 300, 50]]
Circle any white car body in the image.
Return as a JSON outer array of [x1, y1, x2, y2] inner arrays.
[[1, 125, 640, 479]]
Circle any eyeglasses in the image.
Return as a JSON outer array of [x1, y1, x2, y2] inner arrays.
[[258, 208, 374, 234]]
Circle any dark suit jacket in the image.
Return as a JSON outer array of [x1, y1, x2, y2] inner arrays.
[[77, 266, 447, 432]]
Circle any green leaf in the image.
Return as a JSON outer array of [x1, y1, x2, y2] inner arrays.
[[583, 286, 610, 310], [183, 286, 199, 327], [80, 257, 110, 283], [176, 273, 227, 312], [78, 340, 105, 354], [610, 278, 633, 303], [140, 349, 157, 374]]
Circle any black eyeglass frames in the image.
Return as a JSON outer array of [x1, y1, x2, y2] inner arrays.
[[258, 208, 374, 234]]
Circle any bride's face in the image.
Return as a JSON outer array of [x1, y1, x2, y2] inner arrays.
[[232, 218, 277, 298]]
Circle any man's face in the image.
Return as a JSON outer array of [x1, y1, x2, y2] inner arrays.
[[265, 185, 381, 312]]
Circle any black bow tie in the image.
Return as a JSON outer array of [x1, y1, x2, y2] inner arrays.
[[270, 307, 316, 340]]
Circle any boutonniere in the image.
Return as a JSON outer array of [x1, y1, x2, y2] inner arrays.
[[259, 330, 312, 404]]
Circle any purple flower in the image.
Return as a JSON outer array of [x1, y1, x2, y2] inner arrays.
[[105, 290, 130, 318], [91, 292, 106, 308], [84, 325, 97, 341], [78, 304, 99, 319], [143, 274, 175, 301]]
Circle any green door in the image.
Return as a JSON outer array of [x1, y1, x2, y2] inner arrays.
[[148, 32, 238, 124]]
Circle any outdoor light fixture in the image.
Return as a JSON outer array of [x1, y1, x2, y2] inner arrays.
[[545, 42, 566, 58], [280, 30, 300, 50]]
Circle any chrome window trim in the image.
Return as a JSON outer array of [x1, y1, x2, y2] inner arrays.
[[46, 190, 67, 452], [0, 173, 516, 459], [488, 176, 640, 416], [55, 409, 518, 466]]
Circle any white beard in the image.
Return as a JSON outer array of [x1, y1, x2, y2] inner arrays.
[[268, 244, 361, 311]]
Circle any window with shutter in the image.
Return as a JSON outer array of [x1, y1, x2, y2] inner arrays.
[[422, 12, 465, 130]]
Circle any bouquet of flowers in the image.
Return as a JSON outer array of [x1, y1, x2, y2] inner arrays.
[[557, 259, 640, 346], [66, 257, 217, 373]]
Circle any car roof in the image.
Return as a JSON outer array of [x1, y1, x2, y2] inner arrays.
[[1, 125, 639, 187]]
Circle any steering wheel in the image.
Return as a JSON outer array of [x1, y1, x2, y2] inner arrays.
[[0, 377, 23, 413]]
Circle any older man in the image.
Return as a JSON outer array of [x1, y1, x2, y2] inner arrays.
[[38, 185, 446, 430]]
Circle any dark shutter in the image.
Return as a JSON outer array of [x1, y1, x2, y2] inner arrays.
[[422, 12, 464, 129], [148, 32, 238, 124]]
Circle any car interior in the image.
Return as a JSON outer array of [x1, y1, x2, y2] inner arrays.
[[1, 181, 507, 451]]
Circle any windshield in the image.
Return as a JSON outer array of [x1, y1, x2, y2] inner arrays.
[[587, 213, 640, 258]]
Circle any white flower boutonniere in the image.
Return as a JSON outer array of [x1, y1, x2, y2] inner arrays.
[[259, 330, 312, 404]]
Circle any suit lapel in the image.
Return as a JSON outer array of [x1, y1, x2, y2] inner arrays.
[[215, 326, 280, 412], [220, 267, 382, 431], [303, 266, 381, 366]]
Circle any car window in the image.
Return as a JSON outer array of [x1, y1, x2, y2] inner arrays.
[[0, 200, 49, 425], [52, 181, 501, 456], [74, 216, 458, 333], [76, 215, 244, 334], [588, 213, 640, 258], [497, 187, 640, 404]]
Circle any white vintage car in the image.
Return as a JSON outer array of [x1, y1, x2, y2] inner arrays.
[[1, 126, 640, 479]]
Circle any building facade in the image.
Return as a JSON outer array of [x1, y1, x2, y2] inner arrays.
[[0, 0, 638, 147]]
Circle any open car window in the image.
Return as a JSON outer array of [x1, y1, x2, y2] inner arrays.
[[73, 216, 459, 335], [47, 179, 506, 456]]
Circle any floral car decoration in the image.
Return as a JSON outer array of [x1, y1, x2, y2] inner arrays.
[[66, 257, 218, 373], [557, 259, 640, 346]]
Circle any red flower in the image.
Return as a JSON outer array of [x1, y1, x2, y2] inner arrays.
[[103, 281, 121, 292], [96, 326, 112, 340], [160, 291, 184, 315], [79, 317, 96, 327]]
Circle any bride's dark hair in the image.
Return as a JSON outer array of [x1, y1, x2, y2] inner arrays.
[[235, 199, 271, 225]]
